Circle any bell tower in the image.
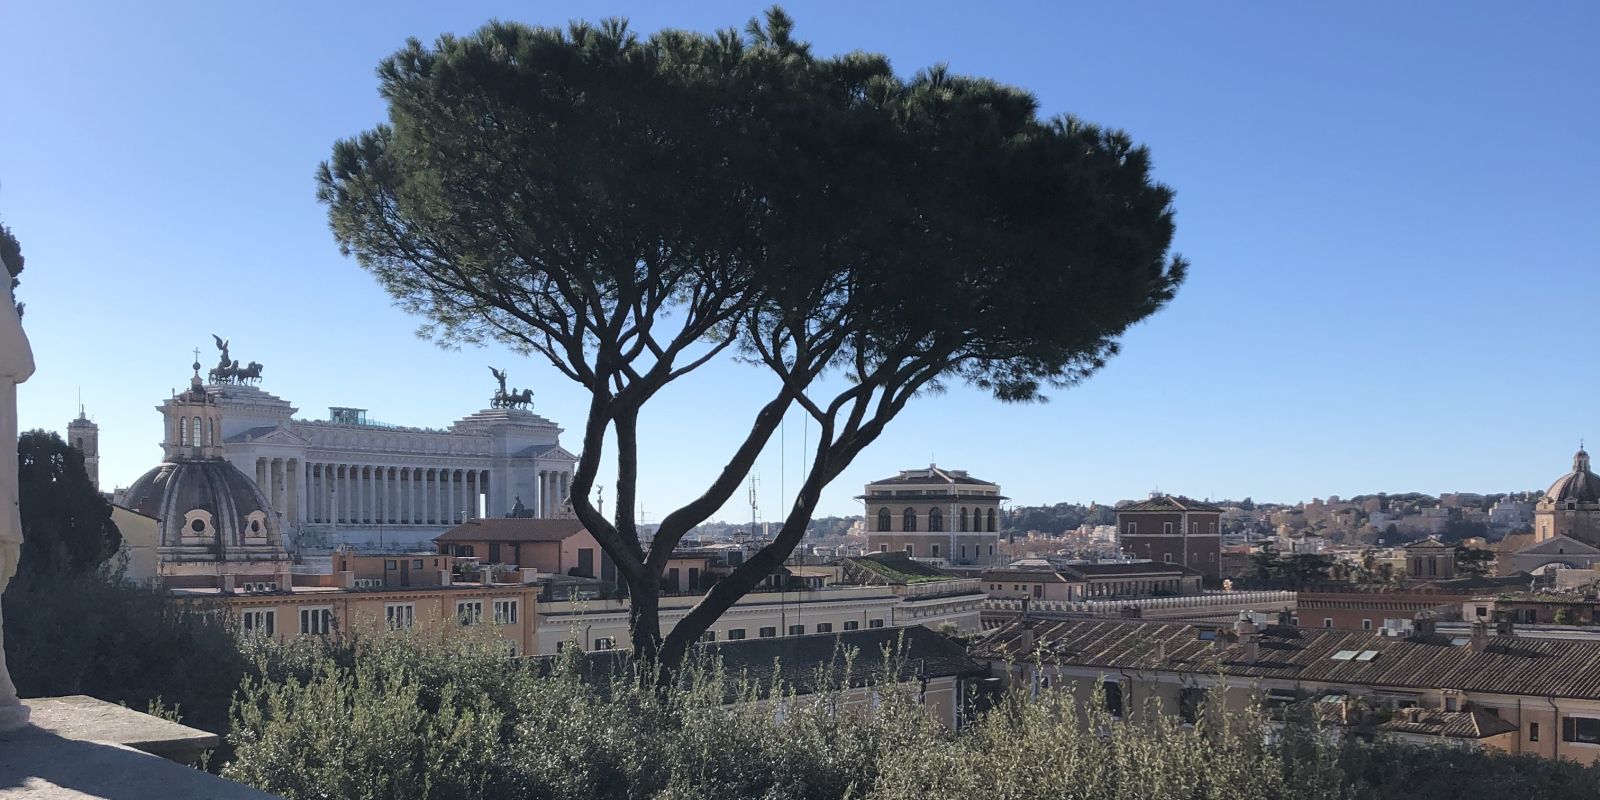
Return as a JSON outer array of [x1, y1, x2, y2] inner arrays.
[[66, 404, 99, 489], [159, 354, 224, 461]]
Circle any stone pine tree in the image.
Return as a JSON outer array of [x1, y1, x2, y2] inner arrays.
[[17, 430, 120, 575], [319, 8, 1188, 674]]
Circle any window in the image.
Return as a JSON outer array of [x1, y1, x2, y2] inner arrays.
[[903, 508, 918, 532], [385, 559, 398, 570], [1530, 722, 1540, 742], [1163, 553, 1173, 563], [960, 545, 968, 559], [988, 545, 995, 556], [843, 620, 860, 631], [1445, 696, 1458, 712], [931, 544, 941, 558], [788, 624, 805, 636], [759, 626, 778, 638], [457, 600, 484, 626], [701, 630, 716, 642], [816, 622, 833, 633], [299, 607, 333, 636], [1126, 522, 1137, 535], [879, 544, 888, 553], [877, 508, 891, 532], [493, 599, 519, 625], [592, 637, 615, 651], [1178, 688, 1207, 725], [1323, 618, 1334, 628], [385, 603, 415, 630], [959, 508, 969, 531], [241, 609, 275, 636], [928, 507, 943, 532], [727, 628, 747, 640], [1163, 522, 1174, 534], [1361, 619, 1373, 631], [1104, 681, 1124, 718], [1563, 716, 1600, 744], [414, 559, 424, 569], [987, 509, 996, 532], [868, 619, 885, 629], [1209, 523, 1216, 534], [904, 545, 914, 556]]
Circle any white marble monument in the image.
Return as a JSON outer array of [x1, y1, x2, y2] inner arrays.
[[0, 251, 33, 731]]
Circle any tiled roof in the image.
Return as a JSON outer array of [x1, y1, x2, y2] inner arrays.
[[1377, 708, 1518, 740], [1117, 496, 1224, 513], [868, 466, 996, 487], [1494, 533, 1537, 554], [972, 618, 1600, 701], [435, 518, 588, 543], [981, 569, 1067, 583], [1057, 562, 1202, 579]]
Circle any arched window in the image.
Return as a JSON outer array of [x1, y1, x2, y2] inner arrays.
[[206, 417, 215, 446], [191, 418, 201, 448], [903, 507, 917, 532], [179, 417, 189, 446], [987, 508, 997, 532], [877, 508, 891, 532], [928, 507, 943, 532], [959, 508, 969, 532]]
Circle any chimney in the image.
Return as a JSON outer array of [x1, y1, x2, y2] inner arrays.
[[1155, 639, 1167, 662], [1470, 620, 1490, 653], [1410, 611, 1436, 639], [1012, 625, 1034, 657], [1495, 616, 1516, 637], [1277, 608, 1294, 627], [1235, 611, 1261, 664]]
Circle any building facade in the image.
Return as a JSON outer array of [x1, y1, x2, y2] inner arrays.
[[976, 616, 1600, 764], [1534, 447, 1600, 546], [144, 345, 578, 553], [1115, 495, 1223, 579], [861, 465, 1005, 566]]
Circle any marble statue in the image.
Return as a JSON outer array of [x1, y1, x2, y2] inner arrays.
[[0, 251, 34, 730]]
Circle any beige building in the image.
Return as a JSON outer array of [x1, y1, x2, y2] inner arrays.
[[176, 579, 542, 654], [1534, 447, 1600, 546], [975, 615, 1600, 763], [537, 577, 985, 654], [862, 465, 1005, 566], [982, 561, 1204, 601], [110, 504, 160, 584]]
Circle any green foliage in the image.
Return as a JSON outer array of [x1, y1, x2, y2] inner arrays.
[[1454, 546, 1495, 577], [317, 5, 1188, 663], [218, 631, 1600, 800], [0, 216, 21, 281], [1, 570, 249, 736], [17, 429, 120, 576]]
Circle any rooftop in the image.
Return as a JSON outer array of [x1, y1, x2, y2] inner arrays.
[[436, 518, 588, 543], [1117, 495, 1225, 514], [843, 554, 962, 584], [973, 617, 1600, 701]]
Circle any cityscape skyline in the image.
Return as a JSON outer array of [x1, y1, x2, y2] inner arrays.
[[4, 0, 1597, 521]]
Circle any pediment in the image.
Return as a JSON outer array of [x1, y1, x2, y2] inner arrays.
[[237, 427, 310, 447]]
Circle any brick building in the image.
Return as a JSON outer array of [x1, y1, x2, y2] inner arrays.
[[1115, 495, 1223, 579]]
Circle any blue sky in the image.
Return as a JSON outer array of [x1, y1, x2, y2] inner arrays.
[[2, 1, 1596, 522]]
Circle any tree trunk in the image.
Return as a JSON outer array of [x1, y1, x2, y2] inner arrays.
[[627, 579, 664, 682]]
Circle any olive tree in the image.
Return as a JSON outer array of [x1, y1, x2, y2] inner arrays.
[[318, 8, 1186, 673]]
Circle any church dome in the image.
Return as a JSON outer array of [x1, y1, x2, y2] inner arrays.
[[122, 457, 285, 555], [1546, 448, 1600, 505]]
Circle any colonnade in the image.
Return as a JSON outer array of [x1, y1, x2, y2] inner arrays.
[[301, 464, 489, 526], [250, 459, 576, 527]]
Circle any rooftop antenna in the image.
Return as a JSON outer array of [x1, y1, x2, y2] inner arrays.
[[748, 471, 760, 543], [597, 485, 605, 518]]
